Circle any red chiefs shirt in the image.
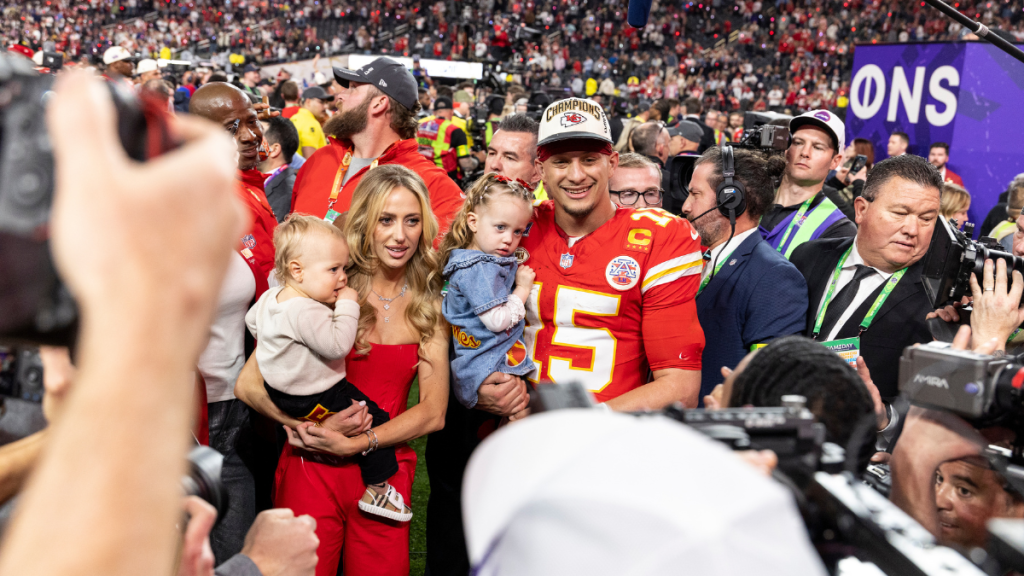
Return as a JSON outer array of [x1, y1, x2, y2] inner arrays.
[[519, 202, 705, 403], [236, 169, 277, 300], [290, 137, 463, 241]]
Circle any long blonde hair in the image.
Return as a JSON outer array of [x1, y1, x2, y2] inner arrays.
[[437, 173, 535, 272], [343, 165, 441, 360]]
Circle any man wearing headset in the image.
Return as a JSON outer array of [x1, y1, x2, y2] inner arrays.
[[681, 146, 809, 403]]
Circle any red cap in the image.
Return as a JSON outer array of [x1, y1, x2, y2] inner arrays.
[[8, 44, 34, 59]]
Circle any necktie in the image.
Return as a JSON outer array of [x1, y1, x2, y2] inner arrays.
[[817, 265, 873, 340]]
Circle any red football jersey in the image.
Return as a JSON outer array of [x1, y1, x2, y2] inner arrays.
[[518, 202, 705, 403]]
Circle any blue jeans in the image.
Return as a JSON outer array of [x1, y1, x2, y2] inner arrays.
[[207, 399, 257, 565]]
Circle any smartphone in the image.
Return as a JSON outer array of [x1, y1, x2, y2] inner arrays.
[[849, 154, 868, 177]]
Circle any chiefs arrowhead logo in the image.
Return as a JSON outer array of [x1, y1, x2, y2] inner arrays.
[[560, 112, 586, 127]]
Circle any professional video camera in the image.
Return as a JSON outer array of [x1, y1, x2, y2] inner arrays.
[[0, 52, 178, 349], [898, 342, 1024, 428], [733, 111, 792, 152], [921, 217, 1024, 310], [531, 381, 1015, 575]]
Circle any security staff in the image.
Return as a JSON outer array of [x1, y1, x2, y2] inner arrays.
[[760, 110, 856, 259], [417, 96, 477, 182]]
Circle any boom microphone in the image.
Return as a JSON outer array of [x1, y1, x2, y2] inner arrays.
[[626, 0, 653, 28]]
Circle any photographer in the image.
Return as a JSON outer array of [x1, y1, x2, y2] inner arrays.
[[682, 147, 808, 403], [761, 110, 856, 259], [0, 69, 240, 576]]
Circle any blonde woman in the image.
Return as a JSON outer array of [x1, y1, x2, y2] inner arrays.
[[235, 164, 449, 576], [939, 183, 971, 231]]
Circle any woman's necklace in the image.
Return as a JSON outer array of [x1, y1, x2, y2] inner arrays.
[[370, 283, 409, 323]]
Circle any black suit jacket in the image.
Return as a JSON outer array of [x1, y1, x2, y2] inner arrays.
[[790, 237, 933, 400]]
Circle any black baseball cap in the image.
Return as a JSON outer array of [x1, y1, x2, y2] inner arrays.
[[333, 57, 418, 111], [434, 96, 453, 111], [243, 63, 260, 74], [302, 86, 334, 101]]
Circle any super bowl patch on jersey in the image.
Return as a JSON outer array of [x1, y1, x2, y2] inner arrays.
[[515, 247, 529, 264], [606, 255, 640, 291]]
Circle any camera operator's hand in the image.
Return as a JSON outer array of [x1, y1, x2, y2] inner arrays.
[[926, 295, 971, 324], [0, 70, 243, 576], [177, 496, 217, 576], [38, 346, 74, 423], [854, 357, 888, 430], [240, 509, 318, 576], [969, 258, 1024, 351]]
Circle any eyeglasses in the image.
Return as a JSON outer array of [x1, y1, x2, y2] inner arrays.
[[610, 188, 663, 206]]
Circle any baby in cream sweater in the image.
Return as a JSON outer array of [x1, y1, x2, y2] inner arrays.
[[246, 214, 411, 522]]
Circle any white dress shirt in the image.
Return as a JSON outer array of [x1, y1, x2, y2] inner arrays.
[[815, 239, 893, 341], [700, 228, 759, 286]]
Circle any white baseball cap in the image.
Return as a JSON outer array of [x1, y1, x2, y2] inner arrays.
[[135, 58, 158, 75], [103, 46, 134, 65], [537, 97, 613, 147], [463, 410, 828, 576], [789, 109, 845, 154]]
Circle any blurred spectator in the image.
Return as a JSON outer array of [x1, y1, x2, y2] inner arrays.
[[135, 58, 161, 84], [887, 131, 909, 158], [939, 183, 971, 232], [668, 121, 703, 156], [292, 86, 332, 159], [929, 142, 964, 187], [630, 122, 671, 166], [279, 80, 301, 119], [261, 117, 301, 222], [988, 182, 1024, 244]]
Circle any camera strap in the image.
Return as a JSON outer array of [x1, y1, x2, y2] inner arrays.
[[813, 245, 907, 339]]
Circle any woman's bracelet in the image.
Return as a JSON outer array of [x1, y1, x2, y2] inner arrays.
[[361, 429, 379, 456]]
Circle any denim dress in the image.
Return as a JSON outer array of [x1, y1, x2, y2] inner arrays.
[[442, 249, 536, 409]]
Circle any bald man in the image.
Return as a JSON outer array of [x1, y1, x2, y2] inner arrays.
[[189, 82, 279, 564]]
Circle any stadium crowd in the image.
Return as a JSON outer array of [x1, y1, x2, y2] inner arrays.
[[5, 0, 1024, 115], [1, 2, 1024, 576]]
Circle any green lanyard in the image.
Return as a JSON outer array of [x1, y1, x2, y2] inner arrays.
[[1009, 328, 1023, 343], [812, 246, 907, 339], [774, 196, 814, 254], [698, 238, 742, 295], [698, 258, 726, 295]]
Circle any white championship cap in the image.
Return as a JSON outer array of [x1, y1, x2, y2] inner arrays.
[[537, 97, 613, 147], [135, 58, 158, 75], [103, 46, 133, 65], [463, 409, 828, 576], [790, 109, 846, 154]]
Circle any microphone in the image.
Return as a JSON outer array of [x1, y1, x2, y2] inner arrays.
[[688, 205, 720, 224], [626, 0, 654, 28]]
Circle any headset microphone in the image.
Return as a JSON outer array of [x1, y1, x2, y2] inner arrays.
[[626, 0, 654, 28]]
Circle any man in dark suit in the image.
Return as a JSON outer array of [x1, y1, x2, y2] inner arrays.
[[790, 154, 944, 403], [258, 116, 300, 222], [683, 147, 808, 401], [681, 97, 716, 153]]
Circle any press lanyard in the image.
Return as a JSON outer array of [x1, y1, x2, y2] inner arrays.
[[698, 258, 725, 295], [697, 239, 740, 295], [774, 196, 814, 254], [1009, 328, 1023, 343], [812, 246, 907, 339]]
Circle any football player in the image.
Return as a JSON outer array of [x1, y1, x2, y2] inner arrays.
[[520, 97, 706, 409]]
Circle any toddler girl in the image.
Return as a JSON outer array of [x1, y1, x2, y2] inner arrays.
[[438, 174, 538, 409], [245, 214, 412, 522]]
